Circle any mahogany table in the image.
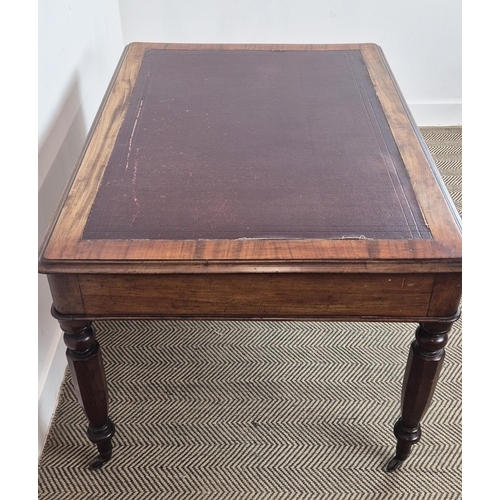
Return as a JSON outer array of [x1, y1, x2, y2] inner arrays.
[[39, 43, 462, 471]]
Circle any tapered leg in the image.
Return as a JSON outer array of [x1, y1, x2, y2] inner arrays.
[[387, 321, 452, 471], [59, 319, 115, 469]]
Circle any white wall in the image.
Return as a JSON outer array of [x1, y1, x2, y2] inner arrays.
[[38, 0, 461, 458], [38, 0, 124, 456], [117, 0, 462, 125]]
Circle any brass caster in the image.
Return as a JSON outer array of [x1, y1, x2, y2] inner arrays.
[[386, 456, 403, 472]]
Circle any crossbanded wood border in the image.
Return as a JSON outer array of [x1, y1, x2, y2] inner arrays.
[[38, 127, 462, 499]]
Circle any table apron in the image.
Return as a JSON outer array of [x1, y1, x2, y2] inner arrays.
[[47, 272, 461, 321]]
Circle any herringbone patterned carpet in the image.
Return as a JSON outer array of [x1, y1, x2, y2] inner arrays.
[[38, 126, 462, 499]]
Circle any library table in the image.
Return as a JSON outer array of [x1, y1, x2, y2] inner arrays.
[[39, 43, 462, 471]]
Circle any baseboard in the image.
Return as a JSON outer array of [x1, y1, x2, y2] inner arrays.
[[38, 333, 67, 457], [407, 102, 462, 127]]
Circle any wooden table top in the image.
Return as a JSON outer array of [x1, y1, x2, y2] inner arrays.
[[39, 43, 461, 275]]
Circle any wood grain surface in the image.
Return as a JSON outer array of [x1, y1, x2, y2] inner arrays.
[[47, 271, 461, 321]]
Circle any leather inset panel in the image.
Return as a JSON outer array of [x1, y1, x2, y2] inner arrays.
[[83, 49, 431, 241]]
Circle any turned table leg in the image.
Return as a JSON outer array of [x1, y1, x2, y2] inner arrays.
[[59, 319, 115, 469], [387, 320, 453, 471]]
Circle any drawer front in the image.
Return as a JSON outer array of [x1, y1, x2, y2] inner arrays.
[[71, 273, 436, 319]]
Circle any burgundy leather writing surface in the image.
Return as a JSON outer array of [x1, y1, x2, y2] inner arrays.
[[83, 49, 431, 240]]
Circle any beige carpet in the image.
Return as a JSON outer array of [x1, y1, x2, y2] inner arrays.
[[39, 126, 462, 499]]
